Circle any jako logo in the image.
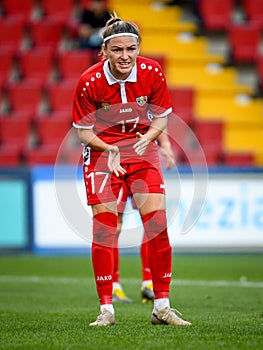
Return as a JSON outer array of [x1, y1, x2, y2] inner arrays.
[[96, 275, 112, 281], [120, 108, 132, 113]]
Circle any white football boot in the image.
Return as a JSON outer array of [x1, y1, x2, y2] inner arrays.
[[151, 307, 192, 326], [89, 309, 116, 326]]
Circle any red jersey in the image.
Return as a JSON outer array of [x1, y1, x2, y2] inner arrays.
[[73, 56, 172, 165]]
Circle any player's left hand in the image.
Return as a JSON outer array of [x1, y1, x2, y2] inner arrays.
[[133, 132, 150, 156], [107, 146, 126, 177]]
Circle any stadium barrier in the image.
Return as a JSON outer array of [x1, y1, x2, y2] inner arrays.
[[1, 166, 263, 253]]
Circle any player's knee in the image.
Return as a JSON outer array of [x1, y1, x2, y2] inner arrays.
[[142, 210, 168, 238], [93, 212, 117, 246]]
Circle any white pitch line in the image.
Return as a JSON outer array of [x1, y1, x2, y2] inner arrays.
[[0, 276, 262, 288], [0, 276, 84, 284], [171, 279, 263, 288]]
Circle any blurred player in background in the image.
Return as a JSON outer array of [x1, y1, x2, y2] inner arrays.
[[113, 133, 176, 303], [73, 13, 191, 327], [78, 0, 111, 50]]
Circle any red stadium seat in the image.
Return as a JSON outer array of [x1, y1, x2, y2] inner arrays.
[[41, 0, 74, 22], [24, 144, 60, 165], [64, 146, 83, 165], [7, 79, 44, 114], [167, 114, 190, 143], [0, 110, 35, 123], [0, 144, 22, 166], [223, 152, 255, 166], [0, 46, 16, 84], [194, 120, 223, 149], [182, 145, 220, 166], [0, 16, 26, 49], [19, 47, 55, 83], [34, 118, 80, 165], [57, 50, 93, 79], [47, 79, 76, 112], [180, 121, 224, 166], [199, 0, 234, 31], [0, 76, 6, 91], [228, 22, 261, 63], [0, 116, 32, 149], [30, 19, 65, 49], [168, 88, 194, 124], [36, 117, 71, 146], [41, 110, 73, 123], [167, 114, 191, 161], [2, 0, 35, 18], [242, 0, 263, 28], [80, 0, 92, 7]]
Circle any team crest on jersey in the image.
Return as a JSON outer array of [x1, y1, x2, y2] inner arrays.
[[100, 100, 111, 111], [136, 96, 147, 107]]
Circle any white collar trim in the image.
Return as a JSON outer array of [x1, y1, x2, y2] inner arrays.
[[103, 60, 137, 85]]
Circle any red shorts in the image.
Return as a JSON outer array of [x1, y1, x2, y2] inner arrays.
[[83, 161, 165, 205], [117, 183, 134, 213]]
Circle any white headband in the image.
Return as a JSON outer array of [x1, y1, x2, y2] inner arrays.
[[103, 32, 139, 43]]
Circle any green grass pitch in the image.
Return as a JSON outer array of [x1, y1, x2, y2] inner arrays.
[[0, 254, 262, 350]]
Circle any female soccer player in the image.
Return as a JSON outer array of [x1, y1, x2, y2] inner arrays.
[[73, 13, 191, 327]]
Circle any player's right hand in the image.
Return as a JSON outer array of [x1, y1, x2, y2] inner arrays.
[[133, 132, 150, 155], [107, 146, 126, 177]]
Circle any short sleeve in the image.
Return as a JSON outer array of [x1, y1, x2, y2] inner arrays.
[[148, 62, 172, 117], [72, 78, 96, 129]]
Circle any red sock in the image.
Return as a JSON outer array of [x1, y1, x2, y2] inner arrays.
[[92, 212, 117, 305], [141, 233, 152, 282], [141, 210, 172, 299]]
